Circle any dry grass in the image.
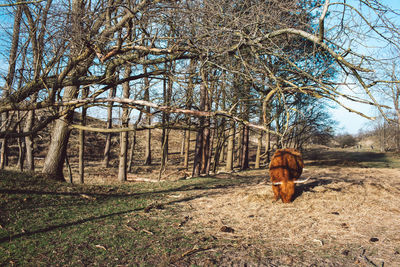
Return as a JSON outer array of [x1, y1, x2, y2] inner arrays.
[[176, 167, 400, 266], [6, 130, 400, 265]]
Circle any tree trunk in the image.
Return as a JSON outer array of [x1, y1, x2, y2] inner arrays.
[[17, 137, 25, 172], [192, 79, 210, 176], [225, 121, 235, 172], [17, 112, 25, 172], [128, 112, 142, 173], [127, 129, 137, 173], [79, 88, 88, 184], [235, 125, 242, 167], [118, 66, 132, 182], [255, 130, 263, 169], [255, 108, 264, 169], [43, 0, 90, 181], [183, 129, 190, 169], [200, 127, 210, 174], [0, 138, 9, 169], [159, 130, 169, 180], [180, 130, 186, 157], [213, 122, 225, 173], [17, 44, 28, 172], [24, 109, 35, 171], [192, 126, 204, 177], [213, 86, 226, 172], [219, 137, 226, 164], [42, 85, 77, 181], [184, 59, 195, 170], [206, 126, 215, 174], [78, 121, 85, 183], [397, 116, 400, 152], [118, 130, 129, 182], [143, 72, 152, 165], [240, 125, 250, 170], [159, 67, 173, 177], [103, 86, 116, 167]]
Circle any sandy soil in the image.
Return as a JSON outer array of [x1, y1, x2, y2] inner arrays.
[[175, 167, 400, 266]]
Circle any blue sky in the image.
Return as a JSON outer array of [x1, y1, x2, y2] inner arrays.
[[328, 0, 400, 135], [329, 100, 374, 135]]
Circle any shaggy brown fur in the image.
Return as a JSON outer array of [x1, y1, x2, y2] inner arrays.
[[269, 148, 304, 203]]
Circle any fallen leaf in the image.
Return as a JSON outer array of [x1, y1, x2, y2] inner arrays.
[[95, 244, 107, 250]]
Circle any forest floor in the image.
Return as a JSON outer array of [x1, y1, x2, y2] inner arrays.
[[1, 148, 400, 266]]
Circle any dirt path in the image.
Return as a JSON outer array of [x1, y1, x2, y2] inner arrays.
[[175, 167, 400, 266]]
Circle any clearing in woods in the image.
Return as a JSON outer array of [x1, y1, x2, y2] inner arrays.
[[1, 148, 400, 266]]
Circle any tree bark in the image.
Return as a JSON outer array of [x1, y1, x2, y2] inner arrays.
[[42, 86, 77, 180], [183, 129, 191, 169], [79, 88, 88, 183], [160, 70, 172, 178], [24, 108, 35, 171], [128, 111, 142, 173], [192, 84, 207, 176], [17, 112, 25, 171], [192, 126, 203, 176], [206, 125, 215, 174], [200, 124, 211, 174], [127, 129, 136, 173], [118, 66, 131, 182], [213, 122, 225, 173], [240, 125, 250, 170], [180, 130, 186, 156], [225, 121, 235, 172], [255, 130, 263, 169], [103, 86, 116, 167], [235, 125, 242, 167], [183, 59, 195, 169], [143, 71, 152, 165], [192, 71, 210, 176]]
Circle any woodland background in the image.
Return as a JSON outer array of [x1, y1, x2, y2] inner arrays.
[[1, 0, 400, 182]]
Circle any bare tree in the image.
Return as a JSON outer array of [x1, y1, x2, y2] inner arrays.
[[1, 0, 400, 182], [1, 3, 23, 169], [42, 0, 97, 180]]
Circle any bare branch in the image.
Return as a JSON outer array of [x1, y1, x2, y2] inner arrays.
[[318, 0, 330, 42], [0, 1, 44, 7]]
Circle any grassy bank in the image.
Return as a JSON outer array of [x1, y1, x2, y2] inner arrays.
[[1, 149, 400, 266], [0, 170, 249, 266]]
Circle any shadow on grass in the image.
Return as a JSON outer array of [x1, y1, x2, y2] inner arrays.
[[0, 172, 257, 199], [292, 178, 336, 201], [0, 169, 261, 243], [0, 191, 222, 243], [304, 149, 390, 167]]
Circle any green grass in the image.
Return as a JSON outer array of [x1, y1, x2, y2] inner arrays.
[[0, 170, 247, 266]]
